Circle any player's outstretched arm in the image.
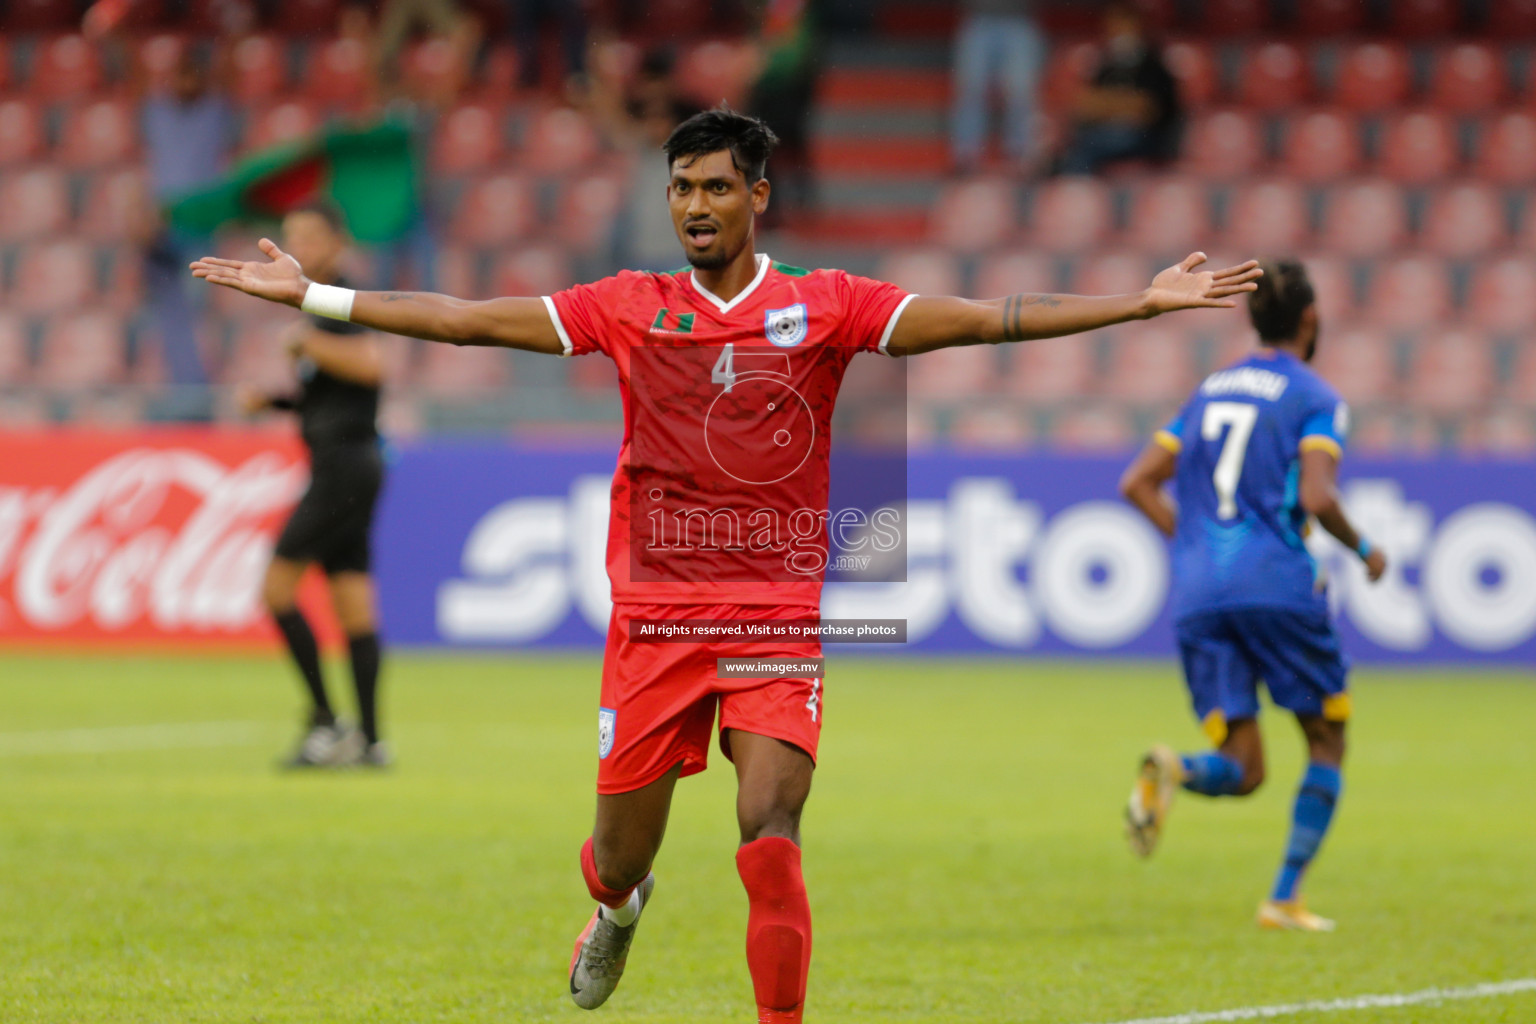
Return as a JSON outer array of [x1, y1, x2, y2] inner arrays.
[[190, 238, 565, 355], [1119, 441, 1179, 538], [1299, 448, 1388, 582], [885, 252, 1262, 357]]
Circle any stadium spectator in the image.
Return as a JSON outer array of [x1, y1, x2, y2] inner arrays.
[[237, 201, 390, 770], [1056, 1, 1181, 176], [374, 0, 480, 97], [507, 0, 591, 91], [141, 47, 236, 413], [949, 0, 1044, 173], [746, 0, 822, 224]]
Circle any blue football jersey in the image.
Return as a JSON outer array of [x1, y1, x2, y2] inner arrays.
[[1158, 348, 1348, 621]]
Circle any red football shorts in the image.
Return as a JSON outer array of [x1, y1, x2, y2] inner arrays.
[[595, 602, 824, 795]]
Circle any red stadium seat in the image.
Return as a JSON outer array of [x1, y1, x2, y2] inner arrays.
[[28, 35, 102, 101], [1405, 329, 1496, 414], [931, 178, 1019, 252], [554, 173, 626, 255], [134, 33, 186, 95], [5, 0, 77, 31], [950, 405, 1035, 450], [1426, 44, 1507, 113], [1317, 181, 1408, 256], [1005, 333, 1095, 399], [1361, 256, 1454, 330], [1459, 408, 1536, 454], [1071, 253, 1155, 297], [875, 250, 963, 296], [1179, 109, 1266, 179], [1202, 0, 1271, 36], [0, 169, 71, 240], [402, 38, 471, 104], [1163, 40, 1222, 109], [0, 98, 45, 165], [520, 106, 601, 176], [1466, 257, 1536, 333], [242, 100, 321, 152], [1310, 326, 1399, 404], [1124, 179, 1212, 255], [1027, 178, 1113, 253], [223, 318, 301, 390], [1052, 404, 1135, 451], [230, 35, 289, 104], [1235, 42, 1312, 111], [10, 241, 97, 315], [417, 343, 512, 397], [101, 245, 144, 312], [433, 245, 482, 298], [675, 40, 755, 110], [1294, 253, 1355, 324], [431, 101, 507, 175], [1222, 179, 1312, 254], [36, 311, 128, 388], [1508, 344, 1536, 406], [271, 0, 341, 35], [1386, 0, 1462, 38], [1332, 43, 1412, 112], [0, 312, 30, 384], [1420, 184, 1509, 258], [972, 251, 1059, 299], [1376, 110, 1461, 184], [908, 346, 1000, 399], [1280, 110, 1363, 182], [1486, 0, 1536, 38], [303, 37, 371, 107], [448, 174, 535, 246], [1350, 410, 1438, 454], [80, 168, 149, 240], [57, 100, 139, 168], [1291, 0, 1368, 36], [474, 44, 522, 101], [1101, 326, 1198, 403], [1472, 112, 1536, 185], [489, 245, 574, 298]]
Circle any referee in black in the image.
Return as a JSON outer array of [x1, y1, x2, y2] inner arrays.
[[238, 201, 389, 768]]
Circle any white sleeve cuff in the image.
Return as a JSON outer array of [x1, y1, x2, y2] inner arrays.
[[542, 295, 574, 356], [878, 294, 917, 356]]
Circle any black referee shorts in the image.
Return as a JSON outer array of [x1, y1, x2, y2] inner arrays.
[[274, 442, 384, 576]]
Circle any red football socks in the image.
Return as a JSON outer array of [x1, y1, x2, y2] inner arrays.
[[736, 836, 812, 1023], [579, 836, 637, 909]]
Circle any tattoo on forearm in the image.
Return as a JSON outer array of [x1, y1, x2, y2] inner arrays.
[[379, 292, 419, 302], [1001, 294, 1061, 341]]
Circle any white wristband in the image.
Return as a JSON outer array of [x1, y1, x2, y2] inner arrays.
[[300, 282, 356, 321]]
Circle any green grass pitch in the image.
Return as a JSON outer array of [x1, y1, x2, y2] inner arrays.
[[1, 652, 1533, 1023]]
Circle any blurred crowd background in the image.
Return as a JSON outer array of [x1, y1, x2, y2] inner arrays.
[[0, 0, 1532, 452]]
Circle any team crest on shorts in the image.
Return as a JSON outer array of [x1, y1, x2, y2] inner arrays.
[[598, 707, 617, 759], [764, 304, 809, 347]]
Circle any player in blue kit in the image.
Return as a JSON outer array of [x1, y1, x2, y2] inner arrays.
[[1117, 260, 1388, 931]]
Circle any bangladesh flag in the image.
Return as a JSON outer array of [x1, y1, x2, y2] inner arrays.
[[165, 120, 420, 244]]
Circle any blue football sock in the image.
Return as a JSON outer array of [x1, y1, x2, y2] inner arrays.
[[1180, 752, 1245, 796], [1271, 762, 1343, 902]]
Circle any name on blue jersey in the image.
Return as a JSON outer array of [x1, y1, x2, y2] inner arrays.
[[1200, 366, 1289, 402]]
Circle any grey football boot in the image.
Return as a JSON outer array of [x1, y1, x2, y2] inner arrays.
[[568, 872, 656, 1009]]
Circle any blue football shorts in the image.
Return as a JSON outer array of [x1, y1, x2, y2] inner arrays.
[[1174, 606, 1351, 745]]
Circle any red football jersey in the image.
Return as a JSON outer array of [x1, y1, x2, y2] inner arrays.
[[545, 254, 913, 608]]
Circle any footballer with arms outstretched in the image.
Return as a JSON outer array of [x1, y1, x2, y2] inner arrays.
[[1119, 260, 1387, 933], [193, 108, 1260, 1022]]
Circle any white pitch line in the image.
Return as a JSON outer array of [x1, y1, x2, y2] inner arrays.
[[1085, 979, 1536, 1024], [0, 721, 266, 757]]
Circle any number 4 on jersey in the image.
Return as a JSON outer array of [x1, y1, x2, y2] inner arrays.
[[712, 343, 736, 393], [1202, 401, 1259, 520]]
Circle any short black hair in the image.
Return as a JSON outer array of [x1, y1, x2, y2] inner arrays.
[[662, 106, 779, 184], [1248, 259, 1315, 343], [286, 198, 349, 237]]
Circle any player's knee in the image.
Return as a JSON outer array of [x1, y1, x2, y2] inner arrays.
[[593, 850, 650, 892], [738, 802, 801, 845], [262, 577, 297, 614], [1235, 763, 1265, 796]]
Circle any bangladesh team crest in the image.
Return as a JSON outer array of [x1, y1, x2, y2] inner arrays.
[[764, 304, 809, 347], [598, 707, 617, 759]]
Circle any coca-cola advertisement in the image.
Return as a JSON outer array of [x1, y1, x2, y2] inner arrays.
[[0, 430, 322, 646]]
